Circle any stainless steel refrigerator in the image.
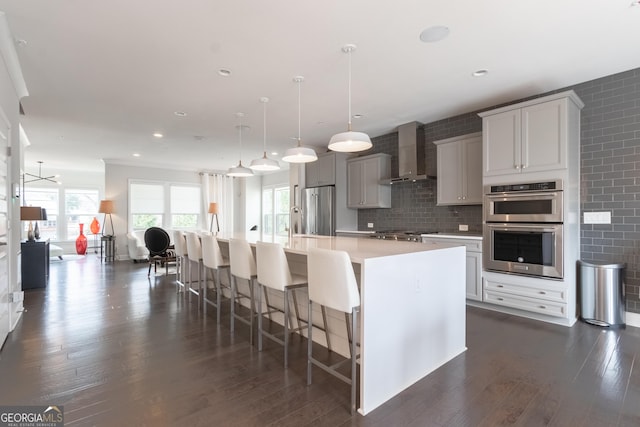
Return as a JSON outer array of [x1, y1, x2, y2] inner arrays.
[[302, 186, 335, 236]]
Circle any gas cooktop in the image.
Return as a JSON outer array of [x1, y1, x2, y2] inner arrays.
[[370, 230, 439, 242]]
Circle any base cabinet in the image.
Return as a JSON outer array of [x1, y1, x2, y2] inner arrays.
[[21, 240, 50, 290], [422, 236, 482, 301], [483, 277, 568, 318]]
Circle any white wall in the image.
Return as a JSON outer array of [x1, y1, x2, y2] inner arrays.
[[104, 162, 200, 259]]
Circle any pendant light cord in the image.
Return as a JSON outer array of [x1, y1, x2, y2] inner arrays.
[[263, 99, 267, 155], [347, 46, 352, 131], [238, 113, 243, 165], [297, 78, 302, 147]]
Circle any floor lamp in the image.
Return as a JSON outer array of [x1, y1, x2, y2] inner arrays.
[[208, 202, 220, 233], [99, 200, 115, 236]]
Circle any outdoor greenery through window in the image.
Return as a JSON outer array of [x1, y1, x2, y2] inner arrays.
[[65, 189, 100, 240], [22, 187, 100, 241], [262, 185, 289, 238], [129, 181, 201, 231]]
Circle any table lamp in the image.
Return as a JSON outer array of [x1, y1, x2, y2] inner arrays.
[[208, 202, 220, 233], [99, 200, 115, 236], [20, 206, 42, 242]]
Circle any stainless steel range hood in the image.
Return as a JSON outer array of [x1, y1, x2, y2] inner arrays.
[[381, 121, 436, 184]]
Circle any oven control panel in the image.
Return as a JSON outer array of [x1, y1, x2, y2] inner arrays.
[[487, 180, 562, 194]]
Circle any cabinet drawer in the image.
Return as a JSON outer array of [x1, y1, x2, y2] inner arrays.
[[484, 290, 567, 318], [422, 237, 481, 253], [484, 279, 567, 303]]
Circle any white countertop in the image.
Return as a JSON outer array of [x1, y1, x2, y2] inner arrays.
[[216, 233, 458, 264]]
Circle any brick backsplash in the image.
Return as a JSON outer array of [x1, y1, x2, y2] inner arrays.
[[357, 67, 640, 314]]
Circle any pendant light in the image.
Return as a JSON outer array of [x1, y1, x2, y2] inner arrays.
[[249, 97, 280, 171], [328, 44, 372, 152], [227, 112, 254, 177], [282, 76, 318, 163]]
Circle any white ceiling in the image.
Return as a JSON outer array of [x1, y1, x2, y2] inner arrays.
[[1, 0, 639, 176]]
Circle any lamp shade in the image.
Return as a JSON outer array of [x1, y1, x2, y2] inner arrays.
[[208, 202, 219, 214], [99, 200, 114, 214], [20, 206, 42, 221], [282, 145, 318, 163], [328, 130, 373, 152]]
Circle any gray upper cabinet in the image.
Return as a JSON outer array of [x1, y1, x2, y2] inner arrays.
[[479, 91, 584, 177], [347, 153, 391, 209], [305, 152, 336, 187], [433, 133, 482, 205]]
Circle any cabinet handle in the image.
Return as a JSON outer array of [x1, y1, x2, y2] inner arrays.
[[539, 291, 546, 295], [514, 164, 520, 169], [496, 284, 504, 288], [457, 196, 461, 200], [497, 297, 504, 301], [539, 305, 547, 309], [462, 196, 466, 200], [521, 164, 527, 169]]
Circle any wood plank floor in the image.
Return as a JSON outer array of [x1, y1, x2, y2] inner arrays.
[[1, 255, 640, 426]]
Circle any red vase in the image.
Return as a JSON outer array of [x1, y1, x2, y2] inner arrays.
[[90, 217, 100, 235], [76, 223, 88, 255]]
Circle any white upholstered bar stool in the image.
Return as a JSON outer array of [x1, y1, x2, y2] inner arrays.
[[185, 232, 204, 303], [307, 247, 361, 415], [256, 241, 310, 367], [172, 230, 187, 293], [201, 234, 231, 324], [228, 238, 260, 345]]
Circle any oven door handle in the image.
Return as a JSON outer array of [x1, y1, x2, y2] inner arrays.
[[485, 192, 560, 199], [487, 223, 562, 232]]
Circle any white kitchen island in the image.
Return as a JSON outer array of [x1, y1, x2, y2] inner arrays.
[[216, 234, 466, 415]]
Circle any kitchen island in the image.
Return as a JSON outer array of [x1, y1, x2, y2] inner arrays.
[[216, 234, 466, 415]]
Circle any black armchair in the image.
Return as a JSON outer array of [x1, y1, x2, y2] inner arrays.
[[144, 227, 176, 277]]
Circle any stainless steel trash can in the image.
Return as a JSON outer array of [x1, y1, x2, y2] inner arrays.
[[579, 260, 626, 327]]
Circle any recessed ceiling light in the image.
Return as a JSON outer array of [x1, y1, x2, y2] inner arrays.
[[419, 26, 450, 43], [352, 114, 363, 119], [472, 69, 489, 77], [174, 111, 187, 117], [16, 39, 28, 47], [218, 69, 232, 77], [153, 132, 163, 138], [271, 152, 278, 156], [133, 153, 141, 157]]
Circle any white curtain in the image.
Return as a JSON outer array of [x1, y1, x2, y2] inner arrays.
[[207, 173, 234, 233], [200, 172, 210, 230]]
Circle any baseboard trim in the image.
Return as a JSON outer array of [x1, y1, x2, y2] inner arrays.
[[626, 312, 640, 328]]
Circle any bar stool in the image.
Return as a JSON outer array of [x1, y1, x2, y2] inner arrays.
[[172, 230, 187, 292], [185, 232, 204, 303], [201, 234, 231, 324], [228, 238, 261, 345], [307, 247, 360, 414], [256, 241, 309, 367]]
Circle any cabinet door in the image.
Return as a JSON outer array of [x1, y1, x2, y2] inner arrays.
[[522, 99, 566, 173], [436, 142, 462, 205], [466, 251, 482, 301], [461, 138, 483, 204], [361, 157, 385, 208], [347, 160, 363, 208], [316, 154, 335, 186], [482, 109, 521, 177]]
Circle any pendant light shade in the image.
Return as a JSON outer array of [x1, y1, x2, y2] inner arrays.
[[227, 113, 254, 177], [250, 97, 280, 171], [282, 76, 317, 164], [328, 44, 372, 153]]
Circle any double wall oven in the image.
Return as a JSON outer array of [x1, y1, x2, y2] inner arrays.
[[483, 180, 564, 279]]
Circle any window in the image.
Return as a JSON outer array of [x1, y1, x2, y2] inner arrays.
[[23, 188, 58, 241], [129, 181, 202, 231], [262, 185, 289, 238], [170, 185, 200, 229], [65, 189, 100, 239], [130, 183, 164, 229]]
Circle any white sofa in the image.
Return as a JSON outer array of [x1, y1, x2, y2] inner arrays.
[[126, 230, 149, 262]]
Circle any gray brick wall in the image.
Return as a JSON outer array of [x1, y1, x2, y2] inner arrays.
[[356, 67, 640, 314]]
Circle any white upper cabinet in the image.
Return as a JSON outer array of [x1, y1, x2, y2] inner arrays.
[[347, 153, 391, 209], [479, 91, 584, 177], [433, 132, 482, 205]]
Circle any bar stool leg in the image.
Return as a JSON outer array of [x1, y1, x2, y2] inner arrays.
[[351, 306, 359, 415], [230, 275, 236, 335], [321, 306, 332, 352], [307, 298, 313, 385], [284, 288, 290, 368]]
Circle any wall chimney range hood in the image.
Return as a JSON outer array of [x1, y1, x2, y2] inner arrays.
[[381, 121, 436, 184]]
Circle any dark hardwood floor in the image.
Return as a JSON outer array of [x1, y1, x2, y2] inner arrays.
[[1, 255, 639, 426]]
